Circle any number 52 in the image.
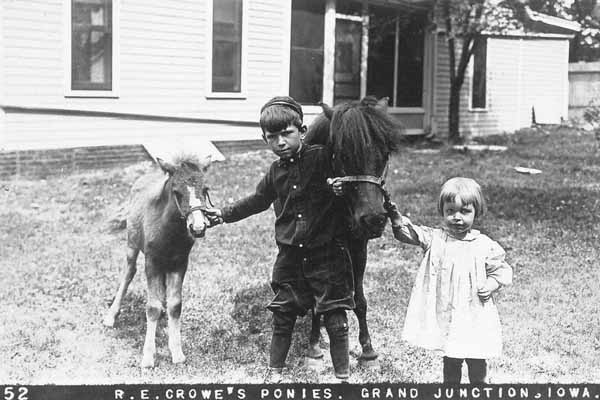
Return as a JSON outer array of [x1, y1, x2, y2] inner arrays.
[[4, 387, 29, 400]]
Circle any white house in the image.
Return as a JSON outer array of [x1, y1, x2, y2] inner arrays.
[[0, 0, 579, 175]]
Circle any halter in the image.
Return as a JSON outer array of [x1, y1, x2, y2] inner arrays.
[[330, 157, 392, 205], [173, 187, 215, 221]]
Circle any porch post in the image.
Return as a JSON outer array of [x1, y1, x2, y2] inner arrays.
[[0, 11, 4, 149], [423, 27, 433, 130], [322, 0, 336, 106], [360, 0, 369, 99]]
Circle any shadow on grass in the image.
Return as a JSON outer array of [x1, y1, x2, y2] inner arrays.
[[110, 293, 150, 341], [231, 283, 273, 336], [198, 283, 319, 367], [486, 186, 600, 227]]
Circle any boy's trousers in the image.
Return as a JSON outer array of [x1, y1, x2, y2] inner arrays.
[[267, 239, 354, 378]]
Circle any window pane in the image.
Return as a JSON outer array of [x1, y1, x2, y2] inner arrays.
[[367, 8, 425, 107], [395, 13, 424, 107], [334, 19, 362, 104], [289, 0, 324, 104], [212, 0, 243, 93], [71, 0, 112, 90], [471, 38, 487, 109], [367, 10, 396, 102]]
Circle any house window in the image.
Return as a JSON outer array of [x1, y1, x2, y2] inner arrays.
[[212, 0, 243, 93], [289, 0, 324, 104], [71, 0, 113, 91], [471, 38, 487, 109], [367, 8, 426, 108]]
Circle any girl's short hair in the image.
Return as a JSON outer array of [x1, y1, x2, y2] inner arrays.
[[438, 177, 486, 218], [259, 96, 303, 134]]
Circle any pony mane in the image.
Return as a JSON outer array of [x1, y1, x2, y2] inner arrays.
[[171, 153, 203, 169], [304, 112, 332, 146], [329, 100, 404, 173]]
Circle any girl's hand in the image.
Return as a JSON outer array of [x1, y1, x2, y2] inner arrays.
[[478, 279, 500, 302], [384, 201, 403, 227]]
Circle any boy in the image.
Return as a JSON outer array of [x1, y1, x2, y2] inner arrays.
[[206, 96, 354, 382]]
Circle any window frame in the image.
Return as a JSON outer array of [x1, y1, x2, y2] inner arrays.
[[206, 0, 248, 99], [469, 37, 488, 112], [64, 0, 120, 98]]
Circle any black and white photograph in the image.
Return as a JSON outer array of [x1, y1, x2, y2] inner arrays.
[[1, 0, 599, 396]]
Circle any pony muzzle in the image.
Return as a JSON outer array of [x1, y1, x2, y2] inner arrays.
[[360, 213, 388, 239], [187, 210, 207, 238]]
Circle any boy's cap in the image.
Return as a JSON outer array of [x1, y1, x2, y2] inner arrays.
[[260, 96, 303, 120]]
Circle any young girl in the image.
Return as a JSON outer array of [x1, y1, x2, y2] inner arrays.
[[386, 177, 512, 383]]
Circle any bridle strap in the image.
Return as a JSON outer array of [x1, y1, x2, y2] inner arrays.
[[332, 159, 390, 190], [173, 188, 214, 220], [333, 175, 384, 186]]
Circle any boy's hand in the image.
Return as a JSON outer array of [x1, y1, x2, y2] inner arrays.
[[478, 279, 500, 302], [327, 178, 344, 196], [204, 208, 223, 227], [384, 201, 402, 226]]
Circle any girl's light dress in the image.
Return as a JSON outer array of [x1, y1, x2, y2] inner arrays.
[[393, 218, 512, 359]]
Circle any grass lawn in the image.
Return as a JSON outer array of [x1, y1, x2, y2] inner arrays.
[[0, 126, 599, 384]]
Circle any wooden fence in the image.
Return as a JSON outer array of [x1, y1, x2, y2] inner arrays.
[[569, 61, 600, 121]]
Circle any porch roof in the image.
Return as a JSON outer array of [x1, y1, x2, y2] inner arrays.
[[367, 0, 432, 10]]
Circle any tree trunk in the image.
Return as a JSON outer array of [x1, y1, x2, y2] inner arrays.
[[448, 82, 462, 143]]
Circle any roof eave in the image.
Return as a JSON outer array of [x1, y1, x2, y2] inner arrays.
[[525, 7, 581, 32]]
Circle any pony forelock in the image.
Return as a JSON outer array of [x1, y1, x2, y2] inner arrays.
[[329, 101, 404, 173], [171, 153, 203, 170]]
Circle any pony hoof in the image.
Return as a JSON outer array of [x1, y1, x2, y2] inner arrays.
[[172, 353, 186, 364], [359, 348, 378, 361], [307, 346, 324, 360], [358, 356, 379, 369], [305, 356, 325, 371], [141, 354, 155, 368], [102, 314, 116, 327]]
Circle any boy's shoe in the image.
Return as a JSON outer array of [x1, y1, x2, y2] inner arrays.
[[264, 367, 284, 384]]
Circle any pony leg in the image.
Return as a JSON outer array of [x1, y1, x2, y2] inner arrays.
[[307, 310, 324, 359], [142, 261, 165, 368], [354, 282, 377, 361], [103, 247, 139, 327], [166, 269, 186, 364], [350, 239, 378, 361]]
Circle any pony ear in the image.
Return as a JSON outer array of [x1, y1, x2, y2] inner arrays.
[[157, 158, 176, 175], [376, 97, 389, 112], [319, 102, 334, 120], [201, 155, 213, 173]]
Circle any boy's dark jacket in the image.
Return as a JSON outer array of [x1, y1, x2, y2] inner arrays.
[[221, 144, 345, 248]]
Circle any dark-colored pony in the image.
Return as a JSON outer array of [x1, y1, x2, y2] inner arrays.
[[103, 156, 212, 368], [304, 96, 404, 362]]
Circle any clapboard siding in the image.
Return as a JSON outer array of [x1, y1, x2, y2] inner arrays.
[[2, 0, 289, 130], [433, 34, 569, 137], [3, 112, 262, 151]]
